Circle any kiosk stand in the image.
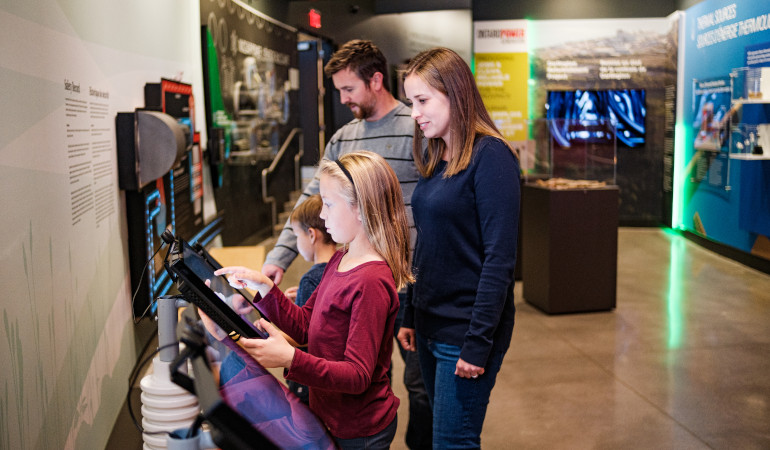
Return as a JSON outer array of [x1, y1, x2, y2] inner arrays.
[[139, 296, 201, 449]]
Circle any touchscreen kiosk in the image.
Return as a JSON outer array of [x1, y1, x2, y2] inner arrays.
[[171, 310, 278, 450], [162, 233, 267, 340], [172, 304, 335, 450]]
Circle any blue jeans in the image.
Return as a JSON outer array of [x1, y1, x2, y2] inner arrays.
[[416, 334, 505, 449], [219, 351, 246, 386], [334, 414, 397, 449], [395, 293, 433, 449]]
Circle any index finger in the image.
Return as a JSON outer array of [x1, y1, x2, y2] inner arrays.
[[213, 266, 248, 276]]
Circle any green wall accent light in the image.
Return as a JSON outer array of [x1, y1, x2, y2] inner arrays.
[[671, 121, 687, 230], [664, 227, 685, 350], [526, 19, 536, 126]]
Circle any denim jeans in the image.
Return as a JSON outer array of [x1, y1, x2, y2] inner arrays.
[[398, 344, 433, 449], [334, 414, 397, 450], [416, 334, 505, 449], [218, 350, 246, 386], [395, 293, 433, 449]]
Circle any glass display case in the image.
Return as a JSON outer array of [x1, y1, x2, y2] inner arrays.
[[729, 122, 770, 159], [731, 66, 770, 102], [520, 119, 620, 313], [728, 67, 770, 160], [216, 57, 292, 166], [525, 118, 617, 185]]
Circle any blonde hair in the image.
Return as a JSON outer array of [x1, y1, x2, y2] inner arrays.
[[319, 151, 414, 289], [403, 47, 517, 178]]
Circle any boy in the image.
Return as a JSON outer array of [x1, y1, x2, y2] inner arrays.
[[284, 194, 336, 403]]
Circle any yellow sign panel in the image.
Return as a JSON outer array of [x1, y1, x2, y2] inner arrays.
[[475, 52, 529, 142]]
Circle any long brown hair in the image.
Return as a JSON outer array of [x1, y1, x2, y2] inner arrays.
[[404, 47, 517, 178], [319, 151, 414, 289]]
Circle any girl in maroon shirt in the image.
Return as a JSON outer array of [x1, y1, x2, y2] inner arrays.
[[204, 151, 413, 448]]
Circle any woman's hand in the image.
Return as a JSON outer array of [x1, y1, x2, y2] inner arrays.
[[455, 357, 485, 379], [214, 266, 274, 297], [239, 318, 296, 369], [397, 327, 417, 352]]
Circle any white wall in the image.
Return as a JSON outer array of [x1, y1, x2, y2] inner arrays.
[[289, 2, 472, 68], [342, 9, 473, 66], [0, 1, 204, 447]]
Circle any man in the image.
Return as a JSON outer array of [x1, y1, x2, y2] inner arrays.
[[261, 39, 432, 449], [262, 39, 415, 283]]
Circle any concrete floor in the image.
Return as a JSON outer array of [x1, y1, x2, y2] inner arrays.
[[112, 227, 770, 449], [271, 227, 770, 449], [385, 227, 770, 449]]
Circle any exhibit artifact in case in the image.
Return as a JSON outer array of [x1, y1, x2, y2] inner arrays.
[[527, 117, 618, 186]]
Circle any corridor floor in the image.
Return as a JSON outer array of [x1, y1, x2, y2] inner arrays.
[[389, 227, 770, 449]]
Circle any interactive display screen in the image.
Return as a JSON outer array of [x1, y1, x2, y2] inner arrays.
[[164, 236, 267, 340], [170, 307, 335, 450], [546, 89, 647, 148]]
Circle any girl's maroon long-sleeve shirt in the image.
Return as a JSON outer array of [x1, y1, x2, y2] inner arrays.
[[256, 250, 400, 439]]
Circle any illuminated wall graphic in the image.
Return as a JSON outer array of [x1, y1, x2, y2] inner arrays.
[[675, 0, 770, 263], [475, 17, 679, 224]]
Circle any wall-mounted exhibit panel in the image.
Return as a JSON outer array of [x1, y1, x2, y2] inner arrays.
[[200, 0, 300, 244], [0, 1, 205, 448], [476, 16, 680, 225], [116, 79, 218, 318], [676, 0, 770, 264]]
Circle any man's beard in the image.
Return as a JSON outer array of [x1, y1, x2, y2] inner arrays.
[[347, 97, 375, 120]]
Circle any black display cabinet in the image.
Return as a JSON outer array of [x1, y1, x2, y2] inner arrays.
[[522, 183, 619, 314]]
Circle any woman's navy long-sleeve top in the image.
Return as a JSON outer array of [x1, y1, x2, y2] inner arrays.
[[404, 136, 520, 367]]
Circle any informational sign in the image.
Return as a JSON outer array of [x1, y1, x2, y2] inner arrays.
[[473, 20, 529, 145], [677, 0, 770, 260], [64, 80, 116, 227], [0, 1, 204, 448], [691, 76, 731, 151]]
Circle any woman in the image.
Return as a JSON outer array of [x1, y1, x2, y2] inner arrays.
[[398, 47, 520, 449]]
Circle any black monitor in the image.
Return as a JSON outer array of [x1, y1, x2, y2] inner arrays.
[[546, 89, 646, 148], [163, 233, 267, 340]]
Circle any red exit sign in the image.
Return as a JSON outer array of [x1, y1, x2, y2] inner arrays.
[[308, 9, 321, 29]]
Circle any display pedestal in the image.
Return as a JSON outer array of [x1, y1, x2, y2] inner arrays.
[[522, 184, 619, 314]]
